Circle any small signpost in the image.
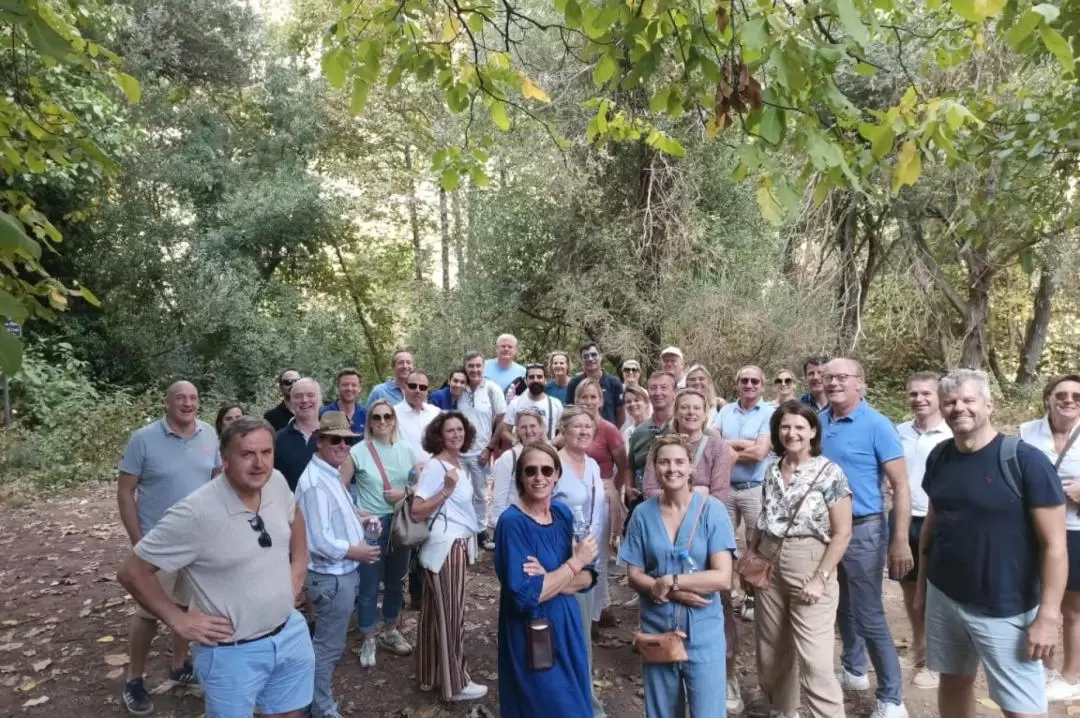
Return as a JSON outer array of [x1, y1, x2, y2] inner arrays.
[[3, 319, 21, 424]]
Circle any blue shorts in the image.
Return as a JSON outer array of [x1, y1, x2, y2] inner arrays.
[[192, 610, 315, 718], [925, 582, 1046, 714]]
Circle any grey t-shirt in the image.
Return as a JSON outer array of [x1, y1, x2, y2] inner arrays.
[[119, 419, 221, 535]]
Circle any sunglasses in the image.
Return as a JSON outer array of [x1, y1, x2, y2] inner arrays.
[[624, 367, 640, 373], [581, 351, 599, 360], [280, 378, 296, 387], [739, 377, 762, 386], [774, 377, 794, 385], [523, 465, 557, 478], [407, 382, 429, 391], [1054, 392, 1080, 402], [370, 413, 394, 422], [248, 514, 272, 548], [325, 436, 351, 446]]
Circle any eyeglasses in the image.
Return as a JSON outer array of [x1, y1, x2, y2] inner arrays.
[[1054, 392, 1080, 402], [523, 465, 557, 478], [823, 373, 857, 384], [370, 413, 394, 422], [774, 377, 794, 385], [624, 368, 640, 373], [407, 382, 429, 391], [739, 377, 762, 386], [581, 351, 599, 360], [326, 436, 351, 446], [248, 514, 272, 548]]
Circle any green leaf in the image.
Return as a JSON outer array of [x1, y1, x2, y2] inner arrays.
[[0, 328, 22, 376], [24, 15, 70, 61], [854, 62, 877, 76], [350, 78, 370, 114], [1018, 248, 1035, 274], [565, 0, 582, 29], [0, 211, 41, 260], [739, 18, 769, 52], [836, 0, 869, 45], [76, 285, 100, 307], [321, 48, 349, 88], [759, 106, 784, 144], [756, 182, 784, 224], [490, 101, 510, 131], [0, 289, 27, 323], [447, 84, 470, 113], [440, 167, 461, 191], [891, 140, 922, 193], [593, 53, 619, 86], [115, 73, 141, 104], [1003, 10, 1041, 49], [1040, 25, 1074, 72], [1032, 3, 1059, 22], [949, 0, 980, 22]]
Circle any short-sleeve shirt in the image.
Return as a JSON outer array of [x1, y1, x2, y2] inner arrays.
[[554, 456, 605, 541], [274, 420, 317, 491], [820, 401, 903, 518], [505, 393, 564, 440], [586, 419, 625, 479], [924, 434, 1064, 616], [1020, 418, 1080, 530], [460, 380, 507, 456], [365, 379, 405, 411], [263, 402, 293, 432], [758, 456, 851, 543], [711, 400, 774, 485], [629, 417, 670, 486], [897, 419, 952, 518], [484, 359, 527, 393], [546, 380, 571, 405], [415, 458, 480, 533], [618, 494, 736, 663], [320, 401, 366, 436], [394, 401, 441, 459], [566, 373, 625, 426], [118, 418, 221, 536], [349, 438, 416, 517], [134, 470, 297, 642]]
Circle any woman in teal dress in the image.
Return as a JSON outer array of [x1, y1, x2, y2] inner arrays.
[[495, 442, 599, 718], [618, 434, 737, 718]]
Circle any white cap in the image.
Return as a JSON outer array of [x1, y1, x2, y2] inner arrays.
[[660, 346, 683, 359]]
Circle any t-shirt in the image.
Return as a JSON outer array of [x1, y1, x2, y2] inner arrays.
[[586, 419, 625, 479], [274, 420, 317, 492], [263, 402, 294, 432], [484, 359, 526, 393], [118, 419, 221, 535], [565, 373, 625, 426], [393, 401, 441, 459], [504, 393, 563, 440], [1020, 418, 1080, 530], [629, 417, 670, 487], [897, 419, 952, 518], [924, 434, 1065, 617], [546, 379, 571, 405], [820, 401, 904, 518], [459, 380, 507, 456], [415, 458, 480, 533], [349, 438, 417, 516], [711, 400, 774, 485]]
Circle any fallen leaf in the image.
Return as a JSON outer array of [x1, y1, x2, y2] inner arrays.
[[977, 697, 1000, 710], [1, 620, 18, 627], [20, 679, 36, 691], [103, 654, 129, 666], [22, 696, 49, 708], [30, 659, 51, 672], [96, 635, 115, 644], [106, 668, 124, 680], [0, 642, 23, 651]]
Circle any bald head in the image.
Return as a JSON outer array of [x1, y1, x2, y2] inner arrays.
[[165, 381, 199, 430]]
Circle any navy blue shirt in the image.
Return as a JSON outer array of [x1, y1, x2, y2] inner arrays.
[[565, 373, 624, 425], [429, 387, 457, 411], [924, 434, 1064, 617], [319, 401, 366, 436], [274, 421, 318, 492]]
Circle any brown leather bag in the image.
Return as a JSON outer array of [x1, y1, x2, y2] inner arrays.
[[632, 496, 707, 663], [526, 618, 554, 670], [736, 461, 831, 589]]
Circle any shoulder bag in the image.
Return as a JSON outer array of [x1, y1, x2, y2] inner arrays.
[[389, 454, 447, 549]]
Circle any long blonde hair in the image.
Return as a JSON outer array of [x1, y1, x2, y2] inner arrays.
[[364, 399, 399, 444]]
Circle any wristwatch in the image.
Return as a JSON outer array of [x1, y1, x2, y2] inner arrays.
[[816, 569, 830, 582]]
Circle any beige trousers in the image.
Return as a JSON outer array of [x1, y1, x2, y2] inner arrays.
[[755, 536, 846, 718]]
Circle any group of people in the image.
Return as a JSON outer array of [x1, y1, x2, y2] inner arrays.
[[110, 334, 1080, 718]]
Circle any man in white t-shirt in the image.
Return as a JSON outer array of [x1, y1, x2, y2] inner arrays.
[[394, 370, 441, 460], [503, 364, 563, 441], [460, 351, 507, 542], [893, 371, 952, 689]]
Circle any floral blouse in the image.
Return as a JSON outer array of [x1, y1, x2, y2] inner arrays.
[[757, 455, 851, 543]]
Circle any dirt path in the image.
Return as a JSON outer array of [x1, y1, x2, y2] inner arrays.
[[0, 485, 1073, 717]]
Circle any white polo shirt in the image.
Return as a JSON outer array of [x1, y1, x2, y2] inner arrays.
[[460, 380, 507, 456], [394, 401, 441, 460], [896, 418, 952, 518], [1021, 417, 1080, 530]]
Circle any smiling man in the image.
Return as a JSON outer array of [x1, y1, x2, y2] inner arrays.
[[483, 333, 526, 394], [799, 355, 830, 412], [566, 342, 625, 427], [275, 378, 321, 492], [320, 368, 366, 436]]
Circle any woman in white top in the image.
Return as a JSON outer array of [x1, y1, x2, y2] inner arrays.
[[621, 383, 652, 446], [555, 406, 607, 717], [410, 411, 487, 702], [1021, 373, 1080, 702], [490, 407, 549, 530]]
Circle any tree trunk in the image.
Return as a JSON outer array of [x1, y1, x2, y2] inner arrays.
[[331, 243, 385, 378], [403, 145, 423, 281], [465, 183, 478, 282], [834, 196, 860, 353], [1016, 263, 1057, 385], [439, 187, 450, 292], [635, 147, 666, 372], [452, 189, 465, 280], [959, 244, 991, 369]]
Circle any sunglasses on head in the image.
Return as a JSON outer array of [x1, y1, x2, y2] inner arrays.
[[248, 514, 272, 548], [407, 382, 428, 391], [774, 377, 794, 385], [581, 351, 599, 360], [523, 465, 556, 478], [370, 413, 394, 422], [739, 377, 762, 386]]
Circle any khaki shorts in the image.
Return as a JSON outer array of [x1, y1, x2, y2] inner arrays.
[[134, 570, 191, 620]]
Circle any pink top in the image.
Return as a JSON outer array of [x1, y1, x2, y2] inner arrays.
[[587, 419, 625, 479], [643, 429, 733, 501]]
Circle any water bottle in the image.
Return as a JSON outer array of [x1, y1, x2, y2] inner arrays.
[[677, 549, 698, 574], [363, 518, 381, 546], [571, 506, 590, 541]]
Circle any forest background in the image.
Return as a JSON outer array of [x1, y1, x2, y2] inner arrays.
[[1, 0, 1078, 493]]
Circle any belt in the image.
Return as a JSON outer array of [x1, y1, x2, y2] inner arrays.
[[730, 481, 761, 491], [215, 620, 287, 647], [852, 513, 883, 525]]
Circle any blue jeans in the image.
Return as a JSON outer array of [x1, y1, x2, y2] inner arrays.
[[356, 514, 410, 633], [306, 571, 360, 718], [643, 658, 727, 718], [837, 515, 903, 705], [461, 453, 490, 528]]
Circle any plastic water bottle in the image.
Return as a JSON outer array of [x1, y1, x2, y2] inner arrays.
[[677, 549, 698, 574], [571, 506, 589, 541], [363, 518, 381, 546]]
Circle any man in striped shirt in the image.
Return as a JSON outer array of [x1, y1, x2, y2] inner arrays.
[[295, 412, 380, 718]]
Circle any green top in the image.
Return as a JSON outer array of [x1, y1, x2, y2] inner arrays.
[[350, 439, 417, 517], [629, 417, 671, 486]]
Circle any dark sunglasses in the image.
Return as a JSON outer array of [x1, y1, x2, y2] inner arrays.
[[280, 378, 296, 387], [774, 377, 794, 385], [624, 367, 640, 373], [407, 382, 429, 391], [370, 413, 394, 422], [523, 465, 556, 478], [1054, 391, 1080, 402], [325, 436, 351, 446], [248, 514, 272, 548], [739, 377, 762, 386]]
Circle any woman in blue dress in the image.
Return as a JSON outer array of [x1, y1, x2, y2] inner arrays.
[[619, 434, 737, 718], [495, 442, 599, 717]]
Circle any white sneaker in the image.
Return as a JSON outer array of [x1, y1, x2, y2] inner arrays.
[[911, 663, 939, 690], [869, 700, 908, 718], [1046, 671, 1080, 702], [622, 595, 640, 608], [836, 667, 871, 691], [726, 676, 744, 714], [447, 681, 488, 701], [357, 637, 376, 668]]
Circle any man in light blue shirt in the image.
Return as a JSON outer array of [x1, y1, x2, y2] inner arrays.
[[366, 349, 414, 410], [483, 333, 526, 394], [820, 357, 913, 718]]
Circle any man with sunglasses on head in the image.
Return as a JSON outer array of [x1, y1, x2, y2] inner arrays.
[[394, 370, 441, 460], [566, 342, 625, 428], [265, 369, 301, 432], [119, 416, 314, 718], [710, 364, 774, 620]]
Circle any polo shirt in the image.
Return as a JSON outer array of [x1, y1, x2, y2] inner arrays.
[[565, 372, 625, 425], [263, 402, 293, 432], [484, 358, 526, 393], [711, 400, 774, 485], [319, 400, 366, 436], [820, 400, 904, 518], [799, 393, 829, 412], [924, 434, 1064, 616], [1021, 417, 1080, 530], [505, 393, 563, 440], [393, 401, 441, 459], [134, 470, 297, 643], [274, 420, 317, 491], [349, 438, 416, 516], [460, 380, 507, 456], [629, 416, 670, 481], [365, 379, 405, 411], [118, 418, 221, 535], [896, 418, 952, 517], [295, 455, 364, 575]]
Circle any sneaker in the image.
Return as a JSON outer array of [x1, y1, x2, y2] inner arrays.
[[726, 676, 745, 714], [911, 663, 939, 690], [447, 681, 488, 701], [167, 659, 196, 685], [622, 595, 640, 609], [357, 637, 376, 668], [869, 700, 908, 718], [740, 596, 755, 621], [122, 677, 153, 716], [837, 667, 871, 691], [1046, 670, 1080, 702], [378, 629, 413, 656]]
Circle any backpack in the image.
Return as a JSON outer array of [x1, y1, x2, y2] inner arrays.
[[924, 435, 1023, 501]]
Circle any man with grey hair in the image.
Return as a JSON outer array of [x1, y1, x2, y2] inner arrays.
[[117, 380, 221, 715], [118, 416, 314, 718], [916, 369, 1065, 718], [275, 377, 321, 491], [820, 357, 911, 717], [484, 333, 526, 394]]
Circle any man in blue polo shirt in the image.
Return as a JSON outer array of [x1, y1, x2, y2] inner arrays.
[[820, 357, 912, 718], [320, 368, 366, 435], [565, 342, 624, 428]]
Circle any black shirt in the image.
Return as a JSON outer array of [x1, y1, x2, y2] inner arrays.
[[274, 420, 317, 491], [264, 402, 294, 432]]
